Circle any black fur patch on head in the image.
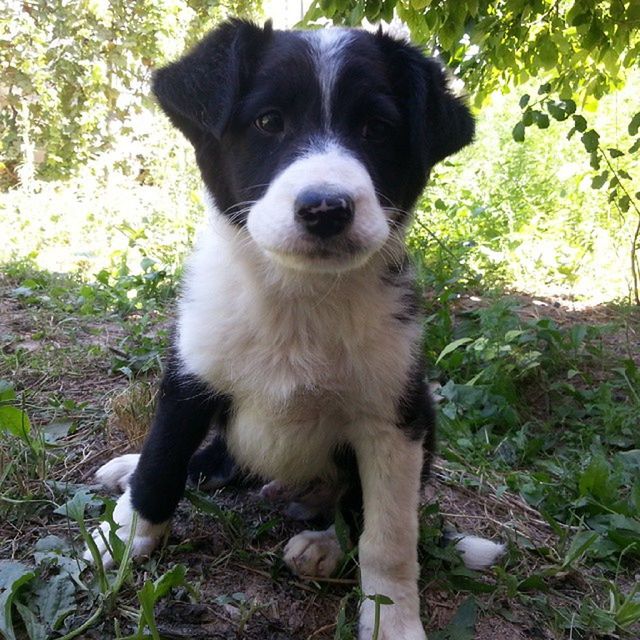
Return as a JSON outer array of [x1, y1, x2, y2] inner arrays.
[[153, 20, 474, 222], [152, 19, 273, 143]]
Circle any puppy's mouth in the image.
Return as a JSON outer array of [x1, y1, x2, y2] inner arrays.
[[264, 236, 377, 273]]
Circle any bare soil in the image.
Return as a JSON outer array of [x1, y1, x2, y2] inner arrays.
[[2, 276, 637, 640]]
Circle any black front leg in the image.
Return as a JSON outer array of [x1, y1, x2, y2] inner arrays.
[[130, 353, 231, 524]]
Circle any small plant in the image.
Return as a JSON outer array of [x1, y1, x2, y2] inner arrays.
[[0, 483, 193, 640]]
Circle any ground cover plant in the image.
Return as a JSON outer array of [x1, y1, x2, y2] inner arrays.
[[1, 1, 640, 639]]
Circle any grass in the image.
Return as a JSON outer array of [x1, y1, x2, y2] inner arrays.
[[1, 84, 639, 639], [1, 247, 639, 639]]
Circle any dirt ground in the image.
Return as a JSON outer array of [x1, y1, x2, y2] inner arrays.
[[1, 277, 637, 639]]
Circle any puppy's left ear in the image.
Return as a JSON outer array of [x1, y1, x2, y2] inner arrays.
[[379, 34, 474, 169], [419, 57, 475, 166]]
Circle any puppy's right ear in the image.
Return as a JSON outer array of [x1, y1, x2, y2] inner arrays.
[[152, 19, 272, 144]]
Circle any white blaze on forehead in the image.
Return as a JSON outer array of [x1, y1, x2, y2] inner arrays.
[[303, 28, 355, 126]]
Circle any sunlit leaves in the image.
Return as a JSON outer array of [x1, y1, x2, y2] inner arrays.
[[512, 121, 526, 142], [581, 129, 600, 153], [0, 0, 262, 183]]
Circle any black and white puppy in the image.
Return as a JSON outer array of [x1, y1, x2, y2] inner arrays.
[[87, 20, 503, 640]]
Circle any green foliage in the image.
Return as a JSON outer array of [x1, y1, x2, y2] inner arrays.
[[1, 4, 640, 636], [405, 76, 638, 302], [306, 0, 640, 300], [0, 381, 37, 449], [0, 432, 193, 640], [429, 597, 477, 640], [136, 565, 190, 639], [421, 286, 640, 569], [0, 0, 263, 184], [307, 1, 639, 107]]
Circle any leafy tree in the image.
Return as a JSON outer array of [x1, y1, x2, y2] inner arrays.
[[305, 0, 640, 301], [0, 0, 262, 185]]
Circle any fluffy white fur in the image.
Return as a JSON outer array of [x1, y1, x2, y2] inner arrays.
[[94, 453, 140, 492], [86, 126, 501, 639], [83, 485, 167, 568], [284, 525, 343, 577], [453, 535, 506, 570], [246, 145, 390, 273]]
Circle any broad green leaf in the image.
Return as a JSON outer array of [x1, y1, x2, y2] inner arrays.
[[591, 171, 609, 189], [578, 455, 611, 500], [0, 381, 15, 402], [0, 405, 33, 441], [42, 421, 73, 444], [436, 338, 473, 364], [32, 574, 76, 630], [0, 561, 35, 640], [512, 121, 525, 142], [137, 566, 188, 640], [429, 596, 477, 640], [53, 488, 100, 520], [573, 115, 588, 132], [581, 129, 600, 152], [538, 37, 558, 68], [14, 602, 47, 640], [535, 112, 550, 129], [151, 564, 187, 600], [562, 530, 599, 568], [33, 536, 82, 584]]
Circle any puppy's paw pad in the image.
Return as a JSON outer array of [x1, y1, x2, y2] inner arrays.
[[95, 454, 140, 492], [284, 528, 342, 578]]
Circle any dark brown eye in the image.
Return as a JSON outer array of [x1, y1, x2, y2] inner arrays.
[[362, 117, 392, 141], [255, 110, 284, 134]]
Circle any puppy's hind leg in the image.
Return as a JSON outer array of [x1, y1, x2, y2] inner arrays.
[[284, 526, 344, 578], [85, 355, 230, 567]]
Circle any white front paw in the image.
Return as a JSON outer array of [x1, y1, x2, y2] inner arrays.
[[83, 489, 167, 569], [94, 454, 140, 492], [358, 599, 426, 640], [283, 527, 343, 577]]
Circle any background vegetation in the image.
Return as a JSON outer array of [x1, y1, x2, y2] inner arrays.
[[1, 0, 639, 639]]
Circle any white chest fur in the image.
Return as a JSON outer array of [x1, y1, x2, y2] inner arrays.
[[177, 216, 421, 483]]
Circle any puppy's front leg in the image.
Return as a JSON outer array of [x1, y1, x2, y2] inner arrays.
[[86, 357, 229, 567], [353, 426, 426, 640]]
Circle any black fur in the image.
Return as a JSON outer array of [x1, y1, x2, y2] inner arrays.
[[153, 21, 474, 222], [129, 352, 231, 523], [187, 433, 238, 488]]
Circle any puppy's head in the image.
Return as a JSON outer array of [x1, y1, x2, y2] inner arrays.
[[153, 20, 474, 273]]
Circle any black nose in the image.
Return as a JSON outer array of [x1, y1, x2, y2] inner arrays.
[[294, 189, 354, 238]]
